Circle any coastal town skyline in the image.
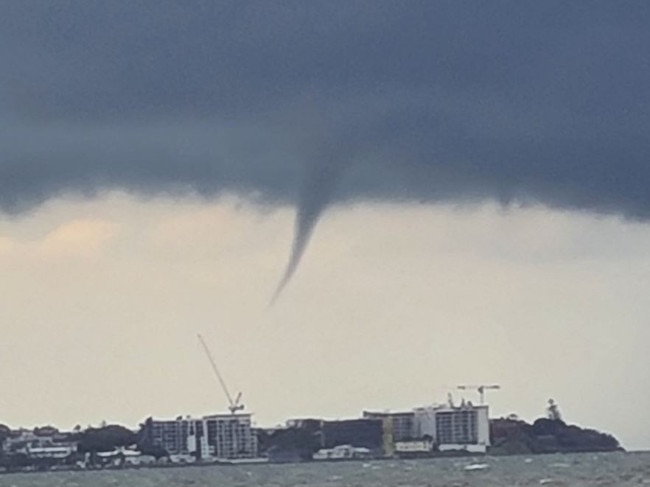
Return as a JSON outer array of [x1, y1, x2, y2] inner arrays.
[[0, 385, 622, 473]]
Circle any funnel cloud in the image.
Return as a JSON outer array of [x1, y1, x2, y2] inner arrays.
[[1, 1, 650, 296], [272, 159, 345, 303]]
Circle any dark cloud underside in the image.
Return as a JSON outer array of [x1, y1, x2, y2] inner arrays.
[[1, 1, 649, 292]]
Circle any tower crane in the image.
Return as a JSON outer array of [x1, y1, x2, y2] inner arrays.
[[198, 334, 244, 415], [456, 384, 500, 405]]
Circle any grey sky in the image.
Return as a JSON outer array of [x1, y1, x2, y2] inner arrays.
[[1, 1, 649, 449]]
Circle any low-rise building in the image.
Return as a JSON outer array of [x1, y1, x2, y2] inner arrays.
[[313, 444, 372, 461], [394, 439, 434, 458], [3, 428, 78, 459]]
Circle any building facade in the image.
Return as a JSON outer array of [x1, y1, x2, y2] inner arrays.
[[363, 411, 416, 442], [368, 403, 491, 455], [146, 418, 198, 457], [432, 404, 490, 453], [204, 414, 258, 459], [143, 413, 258, 461], [2, 429, 78, 459]]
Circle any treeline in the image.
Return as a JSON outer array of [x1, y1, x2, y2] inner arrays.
[[490, 417, 622, 455], [0, 423, 168, 471], [257, 426, 321, 461]]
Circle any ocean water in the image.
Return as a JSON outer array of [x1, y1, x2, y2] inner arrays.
[[1, 452, 649, 487]]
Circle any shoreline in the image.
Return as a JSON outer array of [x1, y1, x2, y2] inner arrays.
[[0, 449, 636, 476]]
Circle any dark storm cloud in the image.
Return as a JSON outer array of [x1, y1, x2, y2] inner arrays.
[[1, 1, 650, 293]]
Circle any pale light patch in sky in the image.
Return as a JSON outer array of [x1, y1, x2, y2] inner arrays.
[[0, 218, 119, 265], [0, 236, 14, 255], [1, 194, 649, 450], [37, 219, 119, 258]]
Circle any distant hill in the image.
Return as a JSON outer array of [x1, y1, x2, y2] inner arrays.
[[490, 417, 623, 455]]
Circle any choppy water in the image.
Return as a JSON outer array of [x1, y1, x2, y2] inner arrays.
[[1, 452, 649, 487]]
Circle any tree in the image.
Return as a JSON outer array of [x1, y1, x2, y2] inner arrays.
[[0, 424, 11, 443], [77, 425, 137, 453]]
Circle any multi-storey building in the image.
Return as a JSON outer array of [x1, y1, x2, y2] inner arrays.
[[142, 413, 257, 461], [204, 414, 258, 459], [431, 403, 490, 453], [363, 411, 415, 441], [366, 402, 490, 455], [146, 418, 198, 457]]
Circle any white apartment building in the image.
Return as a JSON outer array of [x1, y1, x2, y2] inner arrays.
[[145, 413, 258, 461], [414, 403, 490, 453]]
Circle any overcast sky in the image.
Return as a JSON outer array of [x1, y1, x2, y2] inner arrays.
[[1, 1, 650, 449]]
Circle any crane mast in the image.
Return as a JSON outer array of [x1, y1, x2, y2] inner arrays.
[[198, 334, 244, 415]]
